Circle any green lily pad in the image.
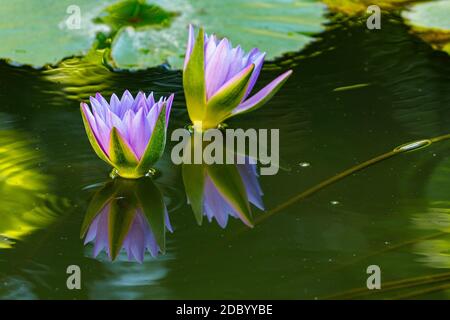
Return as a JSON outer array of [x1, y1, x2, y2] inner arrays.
[[402, 0, 450, 55], [93, 0, 177, 31], [0, 0, 116, 67], [110, 0, 328, 70]]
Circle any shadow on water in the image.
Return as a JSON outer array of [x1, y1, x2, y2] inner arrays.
[[0, 13, 449, 299]]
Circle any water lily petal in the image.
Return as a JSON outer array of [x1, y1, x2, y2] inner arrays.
[[130, 108, 151, 159], [96, 93, 110, 110], [244, 52, 266, 99], [183, 27, 207, 122], [110, 93, 121, 115], [109, 127, 139, 169], [183, 24, 195, 70], [204, 63, 254, 127], [118, 90, 134, 117], [137, 105, 167, 173], [90, 96, 107, 120], [225, 45, 245, 81], [164, 93, 174, 129], [205, 38, 232, 99], [80, 103, 112, 164], [147, 92, 155, 109], [205, 34, 218, 64], [234, 69, 293, 114]]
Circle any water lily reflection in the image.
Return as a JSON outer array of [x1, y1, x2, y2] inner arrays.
[[182, 147, 264, 228], [81, 178, 172, 263]]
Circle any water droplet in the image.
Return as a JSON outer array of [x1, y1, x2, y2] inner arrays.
[[109, 168, 119, 179], [298, 162, 310, 168], [145, 168, 158, 177]]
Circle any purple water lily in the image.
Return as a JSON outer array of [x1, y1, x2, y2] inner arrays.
[[84, 205, 173, 263], [183, 24, 292, 130], [80, 90, 174, 178]]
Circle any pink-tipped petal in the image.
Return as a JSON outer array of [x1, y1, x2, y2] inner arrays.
[[183, 24, 195, 70]]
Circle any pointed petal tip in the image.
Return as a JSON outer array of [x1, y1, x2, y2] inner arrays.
[[282, 69, 294, 79], [80, 102, 89, 112]]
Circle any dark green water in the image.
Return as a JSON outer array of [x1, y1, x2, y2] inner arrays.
[[0, 15, 449, 299]]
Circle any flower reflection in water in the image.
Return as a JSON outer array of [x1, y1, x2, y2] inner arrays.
[[182, 136, 264, 228], [81, 177, 172, 263], [202, 161, 264, 228]]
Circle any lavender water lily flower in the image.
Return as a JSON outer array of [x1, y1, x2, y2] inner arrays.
[[80, 90, 174, 179], [183, 25, 293, 130]]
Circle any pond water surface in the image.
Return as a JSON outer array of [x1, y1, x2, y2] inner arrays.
[[0, 14, 449, 299]]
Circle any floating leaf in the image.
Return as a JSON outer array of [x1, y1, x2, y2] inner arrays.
[[402, 0, 450, 55], [0, 0, 115, 67], [94, 0, 177, 31], [110, 0, 328, 70]]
